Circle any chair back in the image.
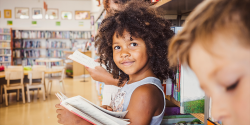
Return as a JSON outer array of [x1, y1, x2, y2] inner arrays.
[[5, 70, 24, 86], [52, 66, 65, 79], [32, 65, 46, 70], [5, 66, 23, 71], [28, 70, 45, 85]]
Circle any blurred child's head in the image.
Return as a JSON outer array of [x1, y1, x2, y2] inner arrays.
[[168, 0, 250, 124], [96, 0, 174, 86]]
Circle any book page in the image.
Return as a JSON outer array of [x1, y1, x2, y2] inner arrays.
[[68, 50, 106, 69], [56, 92, 128, 118], [61, 96, 130, 125]]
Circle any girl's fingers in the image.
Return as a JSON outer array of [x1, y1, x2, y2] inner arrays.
[[107, 106, 113, 111], [57, 114, 62, 119], [94, 58, 100, 62], [56, 109, 63, 114], [55, 104, 64, 109]]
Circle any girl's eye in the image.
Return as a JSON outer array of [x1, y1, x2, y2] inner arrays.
[[226, 80, 239, 91], [114, 46, 121, 50], [130, 43, 138, 47]]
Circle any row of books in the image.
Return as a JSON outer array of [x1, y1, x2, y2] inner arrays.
[[46, 41, 67, 48], [0, 28, 10, 34], [0, 63, 10, 67], [0, 49, 11, 55], [15, 30, 92, 39], [13, 50, 41, 58], [0, 56, 10, 62], [14, 40, 41, 48], [167, 27, 205, 114], [47, 50, 65, 58], [0, 42, 11, 48], [0, 35, 11, 40]]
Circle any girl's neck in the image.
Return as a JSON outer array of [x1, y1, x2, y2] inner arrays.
[[127, 61, 156, 84]]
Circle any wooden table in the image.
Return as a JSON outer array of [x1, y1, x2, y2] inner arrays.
[[0, 69, 62, 78]]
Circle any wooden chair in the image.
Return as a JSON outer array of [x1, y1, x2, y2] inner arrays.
[[1, 70, 25, 106], [26, 70, 46, 102], [32, 65, 46, 69], [46, 66, 65, 94]]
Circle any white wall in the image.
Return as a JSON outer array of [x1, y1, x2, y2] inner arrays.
[[0, 0, 92, 31], [90, 0, 103, 22]]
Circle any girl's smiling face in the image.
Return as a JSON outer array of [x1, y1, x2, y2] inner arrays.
[[112, 31, 150, 77]]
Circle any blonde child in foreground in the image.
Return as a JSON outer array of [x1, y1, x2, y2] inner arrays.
[[168, 0, 250, 125], [55, 1, 174, 125]]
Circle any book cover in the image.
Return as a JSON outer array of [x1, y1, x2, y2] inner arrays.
[[180, 66, 205, 114]]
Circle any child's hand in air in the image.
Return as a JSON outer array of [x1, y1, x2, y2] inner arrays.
[[55, 104, 92, 125], [100, 105, 113, 111]]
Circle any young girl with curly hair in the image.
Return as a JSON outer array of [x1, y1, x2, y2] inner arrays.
[[55, 1, 174, 125]]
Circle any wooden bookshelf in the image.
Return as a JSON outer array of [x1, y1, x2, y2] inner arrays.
[[153, 0, 171, 7], [165, 95, 180, 107], [13, 48, 46, 49], [0, 61, 11, 63], [0, 40, 11, 42], [164, 95, 221, 124], [0, 54, 11, 56], [0, 33, 10, 35], [0, 47, 11, 49]]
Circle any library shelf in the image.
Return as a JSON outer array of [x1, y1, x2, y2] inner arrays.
[[153, 0, 171, 8], [0, 61, 11, 63], [165, 95, 180, 107], [71, 38, 91, 40], [47, 48, 70, 49], [0, 54, 11, 56], [13, 57, 44, 59], [0, 33, 11, 35], [164, 95, 222, 124], [0, 40, 11, 42], [13, 48, 46, 50], [0, 47, 11, 49]]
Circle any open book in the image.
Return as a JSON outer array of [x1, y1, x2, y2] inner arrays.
[[55, 92, 130, 125], [68, 50, 106, 69]]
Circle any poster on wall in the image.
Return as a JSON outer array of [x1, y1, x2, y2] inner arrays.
[[32, 8, 42, 19], [75, 11, 90, 20], [56, 21, 61, 26], [7, 21, 13, 25], [45, 8, 58, 20], [15, 7, 29, 19], [4, 10, 12, 18], [61, 11, 72, 20]]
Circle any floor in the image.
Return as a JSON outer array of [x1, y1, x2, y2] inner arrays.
[[0, 77, 100, 125]]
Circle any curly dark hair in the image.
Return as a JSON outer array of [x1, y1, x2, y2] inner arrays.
[[96, 0, 175, 86]]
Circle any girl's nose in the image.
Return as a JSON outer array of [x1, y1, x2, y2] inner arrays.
[[120, 49, 130, 58]]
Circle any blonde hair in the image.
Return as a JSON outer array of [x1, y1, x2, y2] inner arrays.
[[168, 0, 250, 67]]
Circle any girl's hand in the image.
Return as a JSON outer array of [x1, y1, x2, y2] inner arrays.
[[55, 104, 92, 125], [85, 66, 110, 83], [100, 105, 113, 111]]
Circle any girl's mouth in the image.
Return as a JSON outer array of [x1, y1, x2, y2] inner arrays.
[[121, 61, 135, 66]]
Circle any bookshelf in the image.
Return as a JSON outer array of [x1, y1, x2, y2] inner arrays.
[[0, 28, 12, 66], [12, 29, 92, 66]]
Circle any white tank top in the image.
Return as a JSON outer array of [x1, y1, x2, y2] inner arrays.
[[110, 77, 165, 125]]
